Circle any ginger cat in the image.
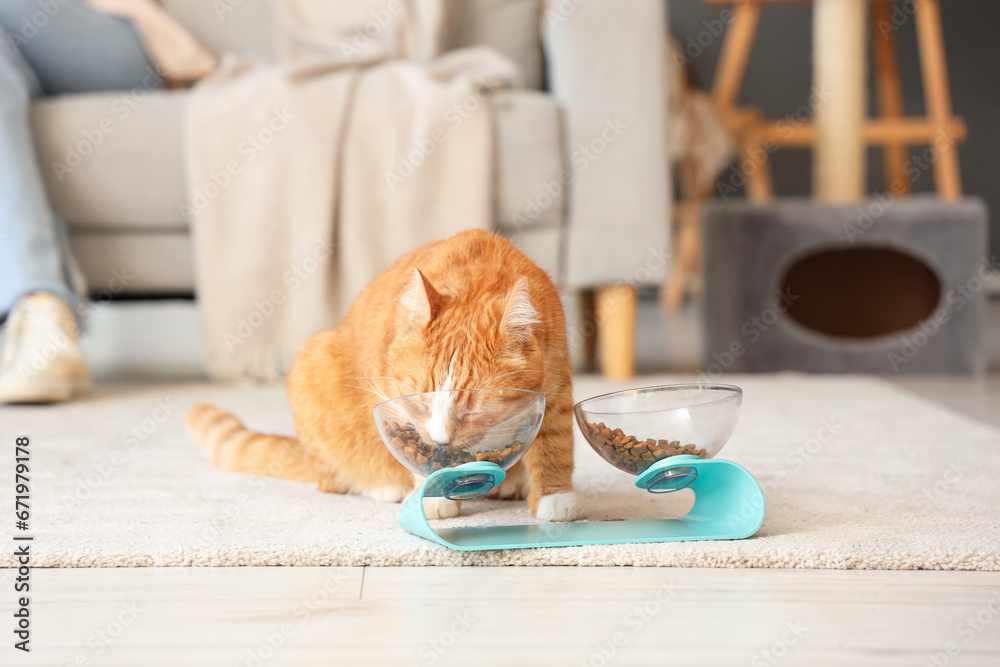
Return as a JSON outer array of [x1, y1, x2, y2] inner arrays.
[[187, 229, 582, 521]]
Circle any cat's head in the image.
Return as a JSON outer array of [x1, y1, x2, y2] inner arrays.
[[383, 269, 545, 448]]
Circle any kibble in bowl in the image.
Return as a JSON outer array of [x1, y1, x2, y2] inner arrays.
[[573, 384, 742, 475], [373, 388, 545, 478]]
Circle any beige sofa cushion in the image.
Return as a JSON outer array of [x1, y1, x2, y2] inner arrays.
[[494, 90, 564, 232], [30, 90, 187, 231]]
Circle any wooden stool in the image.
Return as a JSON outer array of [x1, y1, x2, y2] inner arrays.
[[577, 285, 638, 380]]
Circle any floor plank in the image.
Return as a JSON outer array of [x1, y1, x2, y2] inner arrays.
[[24, 565, 363, 602], [3, 567, 998, 666], [23, 646, 1000, 667], [362, 565, 1000, 603]]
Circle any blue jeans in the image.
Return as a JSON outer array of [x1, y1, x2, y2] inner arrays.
[[0, 0, 160, 321]]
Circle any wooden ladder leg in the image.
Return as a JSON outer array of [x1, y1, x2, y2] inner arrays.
[[596, 285, 638, 379], [743, 119, 775, 202], [663, 201, 702, 310], [711, 2, 770, 202], [664, 163, 691, 311], [914, 0, 962, 199], [872, 0, 911, 195], [711, 0, 762, 110], [664, 158, 703, 310], [579, 290, 598, 368]]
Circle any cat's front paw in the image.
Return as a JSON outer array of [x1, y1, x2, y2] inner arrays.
[[423, 497, 461, 519], [534, 492, 584, 522]]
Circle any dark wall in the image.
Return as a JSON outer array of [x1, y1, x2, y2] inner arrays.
[[669, 0, 999, 254]]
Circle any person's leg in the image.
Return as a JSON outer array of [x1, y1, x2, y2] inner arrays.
[[0, 35, 89, 402], [0, 31, 73, 319], [0, 0, 161, 94], [0, 4, 162, 402], [0, 1, 164, 324]]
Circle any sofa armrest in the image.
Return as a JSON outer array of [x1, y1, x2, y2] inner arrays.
[[542, 0, 671, 289]]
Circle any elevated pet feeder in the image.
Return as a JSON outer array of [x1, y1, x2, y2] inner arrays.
[[374, 385, 765, 551]]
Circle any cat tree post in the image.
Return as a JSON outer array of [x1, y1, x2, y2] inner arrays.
[[813, 0, 867, 201]]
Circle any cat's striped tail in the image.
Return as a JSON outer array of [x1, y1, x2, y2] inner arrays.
[[186, 403, 319, 483]]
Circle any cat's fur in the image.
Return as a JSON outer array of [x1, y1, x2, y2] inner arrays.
[[187, 229, 582, 521]]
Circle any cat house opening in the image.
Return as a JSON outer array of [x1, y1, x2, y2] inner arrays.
[[780, 246, 941, 339]]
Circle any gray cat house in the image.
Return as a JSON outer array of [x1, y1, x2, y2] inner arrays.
[[703, 197, 988, 374]]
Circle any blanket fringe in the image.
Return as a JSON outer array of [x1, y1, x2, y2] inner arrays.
[[204, 346, 294, 383]]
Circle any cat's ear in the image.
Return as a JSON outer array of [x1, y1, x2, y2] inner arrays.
[[400, 268, 443, 328], [500, 276, 539, 341]]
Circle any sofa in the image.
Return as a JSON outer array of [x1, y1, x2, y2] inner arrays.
[[29, 0, 671, 376]]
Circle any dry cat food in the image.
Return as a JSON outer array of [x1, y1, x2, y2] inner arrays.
[[383, 422, 527, 471], [583, 421, 707, 471]]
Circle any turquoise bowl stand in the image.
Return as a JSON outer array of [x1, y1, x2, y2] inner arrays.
[[399, 456, 766, 551]]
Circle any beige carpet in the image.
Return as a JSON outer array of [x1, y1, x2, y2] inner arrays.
[[1, 375, 998, 569]]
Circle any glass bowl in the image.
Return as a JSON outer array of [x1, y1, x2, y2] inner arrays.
[[573, 384, 742, 476], [373, 388, 545, 480]]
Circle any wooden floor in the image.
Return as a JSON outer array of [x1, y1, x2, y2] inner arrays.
[[3, 377, 999, 665], [11, 567, 1000, 666]]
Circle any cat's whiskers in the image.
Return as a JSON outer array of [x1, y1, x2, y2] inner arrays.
[[342, 378, 391, 404], [359, 341, 420, 386], [357, 340, 392, 361], [540, 376, 572, 397], [340, 383, 379, 398], [489, 369, 542, 385], [372, 344, 420, 385], [353, 361, 398, 400], [365, 379, 392, 403]]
